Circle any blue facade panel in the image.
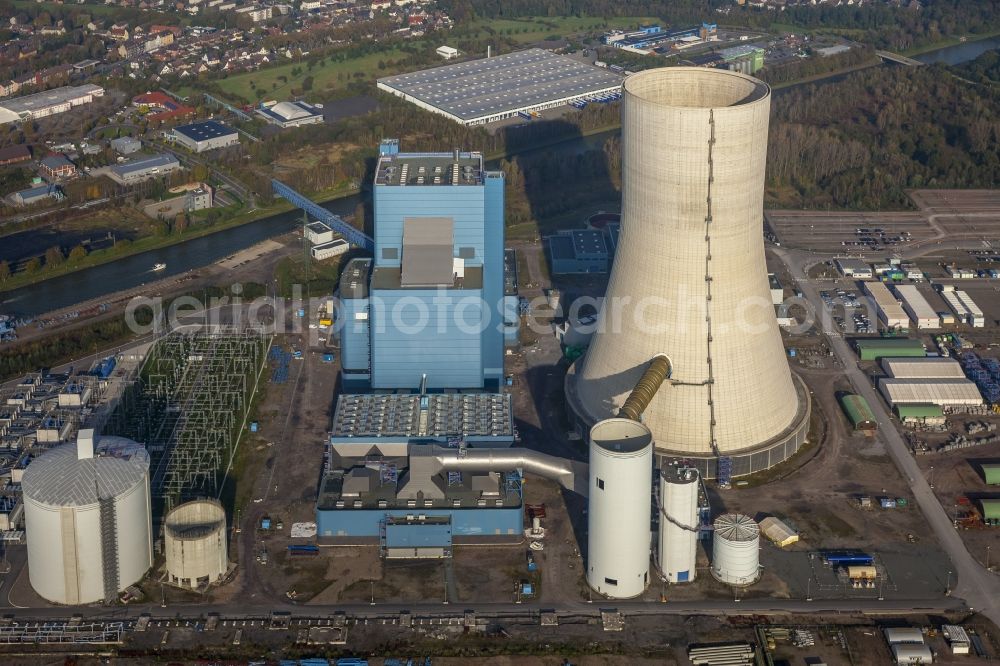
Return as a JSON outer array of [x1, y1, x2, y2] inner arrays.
[[370, 289, 483, 389], [385, 522, 453, 548], [482, 173, 505, 384], [340, 297, 370, 373], [317, 507, 523, 538], [373, 186, 487, 269]]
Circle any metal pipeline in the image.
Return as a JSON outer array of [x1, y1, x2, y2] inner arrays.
[[618, 354, 671, 421], [428, 446, 586, 495]]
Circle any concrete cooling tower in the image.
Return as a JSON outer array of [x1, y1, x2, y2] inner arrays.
[[567, 67, 810, 478]]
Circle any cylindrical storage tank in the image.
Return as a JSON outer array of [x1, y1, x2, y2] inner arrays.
[[658, 467, 699, 583], [711, 513, 760, 586], [22, 432, 152, 605], [164, 499, 228, 589], [587, 418, 653, 599]]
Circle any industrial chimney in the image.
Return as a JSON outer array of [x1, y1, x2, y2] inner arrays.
[[567, 67, 809, 479]]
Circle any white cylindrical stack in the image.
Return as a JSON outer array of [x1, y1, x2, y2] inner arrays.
[[711, 513, 761, 586], [587, 418, 653, 599], [658, 467, 699, 583]]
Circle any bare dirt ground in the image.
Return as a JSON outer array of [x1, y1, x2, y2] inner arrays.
[[916, 440, 1000, 572], [234, 326, 341, 604]]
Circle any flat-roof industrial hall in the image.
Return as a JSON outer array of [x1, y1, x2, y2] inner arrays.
[[376, 48, 624, 125]]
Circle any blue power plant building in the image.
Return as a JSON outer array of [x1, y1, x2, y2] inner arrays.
[[317, 392, 524, 548], [339, 139, 511, 391]]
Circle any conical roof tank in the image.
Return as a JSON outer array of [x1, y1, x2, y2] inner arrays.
[[568, 67, 808, 474]]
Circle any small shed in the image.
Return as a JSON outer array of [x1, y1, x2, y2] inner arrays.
[[981, 499, 1000, 524], [847, 565, 877, 580], [894, 403, 945, 425], [891, 643, 933, 664], [983, 463, 1000, 486], [840, 394, 877, 431], [941, 625, 970, 654], [759, 516, 799, 547], [884, 627, 925, 645], [855, 338, 925, 361]]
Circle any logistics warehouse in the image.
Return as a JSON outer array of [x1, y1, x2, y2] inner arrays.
[[376, 49, 624, 126]]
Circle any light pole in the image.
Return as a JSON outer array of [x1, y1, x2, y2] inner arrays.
[[946, 569, 952, 596], [806, 576, 812, 602], [987, 545, 992, 571], [370, 580, 374, 606]]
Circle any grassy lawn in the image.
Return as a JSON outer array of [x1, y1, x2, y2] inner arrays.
[[201, 15, 655, 104], [209, 48, 407, 104], [464, 16, 657, 44], [11, 0, 169, 20]]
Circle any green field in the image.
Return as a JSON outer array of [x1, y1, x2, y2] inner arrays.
[[462, 16, 657, 44], [199, 47, 407, 104], [197, 49, 411, 104], [197, 16, 655, 104]]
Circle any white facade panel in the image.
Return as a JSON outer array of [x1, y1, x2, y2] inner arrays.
[[658, 469, 699, 583], [587, 419, 652, 599], [894, 284, 939, 329], [878, 378, 983, 406], [881, 357, 965, 379], [864, 281, 908, 328], [711, 513, 760, 586]]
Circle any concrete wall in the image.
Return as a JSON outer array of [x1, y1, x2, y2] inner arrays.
[[574, 68, 802, 456]]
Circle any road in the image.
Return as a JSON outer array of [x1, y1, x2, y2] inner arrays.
[[0, 585, 965, 621], [774, 245, 1000, 626]]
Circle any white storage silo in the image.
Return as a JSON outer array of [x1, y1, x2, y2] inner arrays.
[[165, 499, 228, 589], [587, 418, 653, 599], [22, 430, 152, 605], [658, 467, 699, 583], [711, 513, 761, 586]]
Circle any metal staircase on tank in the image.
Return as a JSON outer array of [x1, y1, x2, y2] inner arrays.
[[98, 494, 120, 604], [717, 456, 733, 489]]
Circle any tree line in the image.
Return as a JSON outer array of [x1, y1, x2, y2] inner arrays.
[[765, 53, 1000, 209]]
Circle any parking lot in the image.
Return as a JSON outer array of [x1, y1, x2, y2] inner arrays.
[[766, 189, 1000, 255]]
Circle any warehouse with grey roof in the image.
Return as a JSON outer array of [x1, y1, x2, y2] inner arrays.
[[376, 48, 624, 126], [107, 153, 182, 184]]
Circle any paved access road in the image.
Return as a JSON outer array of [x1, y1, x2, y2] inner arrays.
[[774, 246, 1000, 626], [0, 592, 965, 622]]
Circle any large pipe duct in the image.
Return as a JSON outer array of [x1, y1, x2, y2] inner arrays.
[[418, 446, 586, 496], [618, 354, 671, 422]]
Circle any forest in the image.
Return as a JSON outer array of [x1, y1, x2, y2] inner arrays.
[[764, 51, 1000, 209]]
